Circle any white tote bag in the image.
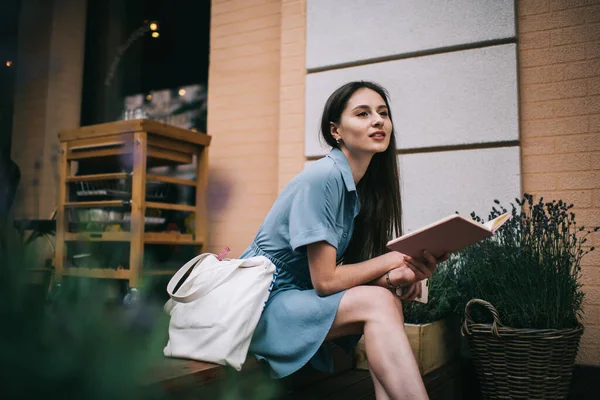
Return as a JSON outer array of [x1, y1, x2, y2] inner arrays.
[[163, 252, 277, 371]]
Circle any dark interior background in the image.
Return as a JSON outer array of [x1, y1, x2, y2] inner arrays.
[[0, 0, 21, 158], [80, 0, 211, 125], [0, 0, 211, 155]]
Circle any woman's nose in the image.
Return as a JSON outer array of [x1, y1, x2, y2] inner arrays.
[[372, 114, 384, 126]]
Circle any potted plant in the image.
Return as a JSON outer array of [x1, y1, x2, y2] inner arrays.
[[453, 194, 597, 400]]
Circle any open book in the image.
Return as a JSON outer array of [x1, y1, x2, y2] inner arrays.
[[388, 212, 511, 305], [387, 212, 511, 259]]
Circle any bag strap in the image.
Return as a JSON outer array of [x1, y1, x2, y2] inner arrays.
[[166, 253, 245, 303], [166, 253, 212, 301]]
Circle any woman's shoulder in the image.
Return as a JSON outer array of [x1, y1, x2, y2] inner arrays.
[[292, 156, 344, 190]]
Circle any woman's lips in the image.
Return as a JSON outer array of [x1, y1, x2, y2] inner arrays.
[[369, 131, 386, 140]]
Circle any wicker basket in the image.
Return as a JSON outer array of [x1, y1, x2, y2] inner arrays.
[[462, 299, 583, 400]]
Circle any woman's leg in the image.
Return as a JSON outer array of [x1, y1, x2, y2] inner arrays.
[[369, 367, 391, 400], [325, 286, 428, 400], [368, 293, 410, 400]]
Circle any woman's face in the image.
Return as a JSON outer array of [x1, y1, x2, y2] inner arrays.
[[331, 87, 393, 158]]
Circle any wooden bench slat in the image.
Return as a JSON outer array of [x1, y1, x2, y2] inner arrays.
[[147, 356, 461, 399], [144, 359, 223, 387], [145, 358, 262, 391]]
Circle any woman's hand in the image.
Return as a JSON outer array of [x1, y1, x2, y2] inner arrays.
[[396, 281, 422, 302], [385, 250, 448, 289]]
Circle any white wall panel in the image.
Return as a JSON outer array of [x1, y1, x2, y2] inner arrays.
[[306, 0, 515, 69], [399, 147, 521, 234], [305, 44, 518, 157]]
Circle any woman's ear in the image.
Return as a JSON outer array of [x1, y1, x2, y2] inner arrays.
[[330, 122, 339, 140]]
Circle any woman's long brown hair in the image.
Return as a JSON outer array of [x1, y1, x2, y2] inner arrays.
[[320, 81, 402, 263]]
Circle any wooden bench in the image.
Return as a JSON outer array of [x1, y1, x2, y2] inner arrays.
[[145, 350, 461, 399], [145, 345, 354, 399]]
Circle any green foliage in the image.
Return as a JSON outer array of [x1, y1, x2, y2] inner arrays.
[[450, 194, 597, 329], [0, 221, 169, 399], [402, 259, 456, 324], [0, 219, 282, 399]]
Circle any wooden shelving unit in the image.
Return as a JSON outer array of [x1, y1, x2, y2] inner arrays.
[[54, 119, 211, 294]]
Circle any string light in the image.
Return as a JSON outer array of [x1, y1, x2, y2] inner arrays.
[[6, 61, 12, 67], [178, 89, 186, 96], [105, 22, 156, 86], [150, 22, 158, 31], [152, 32, 160, 38], [146, 94, 152, 101]]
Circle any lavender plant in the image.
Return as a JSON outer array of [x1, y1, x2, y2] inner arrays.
[[451, 194, 598, 329]]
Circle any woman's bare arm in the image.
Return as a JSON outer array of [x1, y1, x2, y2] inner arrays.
[[306, 241, 438, 297], [369, 252, 446, 288]]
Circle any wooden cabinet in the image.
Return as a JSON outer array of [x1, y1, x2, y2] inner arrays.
[[54, 119, 211, 297]]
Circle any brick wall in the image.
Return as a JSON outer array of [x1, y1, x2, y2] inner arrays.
[[518, 0, 600, 365], [10, 0, 51, 218], [206, 0, 282, 255], [11, 0, 87, 219], [278, 0, 306, 192]]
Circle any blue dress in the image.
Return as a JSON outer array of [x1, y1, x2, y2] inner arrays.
[[240, 148, 362, 379]]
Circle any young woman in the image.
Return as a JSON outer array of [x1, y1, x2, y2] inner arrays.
[[240, 81, 445, 399]]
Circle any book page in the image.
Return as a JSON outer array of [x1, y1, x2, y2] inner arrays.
[[482, 212, 511, 233]]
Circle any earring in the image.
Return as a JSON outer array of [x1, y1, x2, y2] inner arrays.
[[336, 138, 342, 145]]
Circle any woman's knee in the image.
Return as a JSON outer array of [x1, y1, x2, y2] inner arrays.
[[349, 286, 404, 324]]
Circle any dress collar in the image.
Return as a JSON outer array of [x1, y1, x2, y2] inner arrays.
[[327, 148, 356, 193]]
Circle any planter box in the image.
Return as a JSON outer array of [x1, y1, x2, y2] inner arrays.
[[355, 318, 459, 376]]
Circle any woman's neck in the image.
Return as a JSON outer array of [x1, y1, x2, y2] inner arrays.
[[340, 148, 373, 184]]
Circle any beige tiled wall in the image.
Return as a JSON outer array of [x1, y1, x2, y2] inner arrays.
[[518, 0, 600, 365], [304, 0, 521, 239]]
